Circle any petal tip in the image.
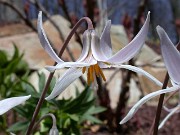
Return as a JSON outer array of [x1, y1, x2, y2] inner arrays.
[[45, 95, 53, 101], [107, 20, 111, 25], [119, 117, 129, 124], [38, 11, 42, 24], [45, 66, 56, 72], [146, 11, 150, 21], [156, 26, 165, 40], [156, 25, 163, 32], [119, 120, 124, 125], [27, 95, 31, 99], [38, 11, 42, 16]]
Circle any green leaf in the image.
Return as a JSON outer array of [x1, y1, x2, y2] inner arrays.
[[0, 50, 8, 67], [5, 54, 23, 75], [38, 72, 46, 92], [40, 108, 50, 116], [81, 115, 102, 124], [49, 77, 56, 92], [14, 106, 28, 118], [62, 86, 91, 112], [64, 118, 71, 128], [7, 121, 29, 132], [86, 106, 106, 115], [11, 44, 19, 60], [69, 98, 95, 114], [68, 114, 79, 121]]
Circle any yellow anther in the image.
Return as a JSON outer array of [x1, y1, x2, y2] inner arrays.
[[87, 67, 91, 85], [98, 67, 106, 81], [90, 66, 94, 82], [82, 67, 86, 74], [86, 64, 106, 85], [94, 64, 100, 77], [94, 64, 106, 81]]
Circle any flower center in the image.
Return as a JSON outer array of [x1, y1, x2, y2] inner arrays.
[[82, 64, 106, 85]]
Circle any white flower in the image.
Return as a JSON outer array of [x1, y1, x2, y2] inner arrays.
[[38, 11, 163, 100], [120, 26, 180, 127], [0, 95, 31, 115]]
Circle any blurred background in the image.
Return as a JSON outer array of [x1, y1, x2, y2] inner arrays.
[[0, 0, 180, 134]]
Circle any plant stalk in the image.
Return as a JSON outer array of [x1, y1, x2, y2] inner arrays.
[[148, 73, 169, 135], [32, 113, 57, 132], [149, 30, 180, 135]]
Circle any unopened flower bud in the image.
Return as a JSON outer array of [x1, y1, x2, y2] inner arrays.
[[49, 127, 59, 135]]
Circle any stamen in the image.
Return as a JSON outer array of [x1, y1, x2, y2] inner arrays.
[[90, 66, 94, 82], [86, 64, 106, 85], [94, 64, 100, 77], [94, 64, 106, 81], [82, 67, 86, 74], [98, 67, 106, 81], [87, 67, 91, 85]]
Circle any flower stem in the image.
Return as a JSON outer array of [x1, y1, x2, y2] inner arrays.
[[32, 113, 57, 132], [26, 17, 93, 135], [148, 73, 169, 135]]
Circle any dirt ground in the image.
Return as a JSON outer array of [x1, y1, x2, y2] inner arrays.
[[83, 105, 180, 135]]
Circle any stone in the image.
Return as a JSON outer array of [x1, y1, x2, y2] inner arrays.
[[0, 32, 54, 69]]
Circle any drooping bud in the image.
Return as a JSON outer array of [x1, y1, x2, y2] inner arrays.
[[49, 127, 59, 135]]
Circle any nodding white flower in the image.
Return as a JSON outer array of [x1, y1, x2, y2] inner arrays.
[[38, 11, 163, 100], [120, 26, 180, 127], [0, 95, 31, 115]]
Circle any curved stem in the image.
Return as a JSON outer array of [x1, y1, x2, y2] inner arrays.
[[32, 113, 57, 132], [26, 17, 93, 135]]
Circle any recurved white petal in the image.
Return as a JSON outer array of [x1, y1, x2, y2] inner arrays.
[[0, 95, 31, 115], [45, 68, 83, 100], [114, 64, 163, 87], [163, 105, 180, 113], [157, 26, 180, 85], [91, 30, 108, 61], [100, 20, 112, 58], [106, 12, 150, 64], [159, 106, 180, 129], [120, 86, 179, 124], [77, 30, 90, 62], [37, 11, 64, 63]]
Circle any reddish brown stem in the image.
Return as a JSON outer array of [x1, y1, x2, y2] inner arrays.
[[148, 73, 169, 135], [150, 44, 180, 135], [153, 73, 169, 135]]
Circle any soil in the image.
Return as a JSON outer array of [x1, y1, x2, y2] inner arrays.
[[83, 105, 180, 135]]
